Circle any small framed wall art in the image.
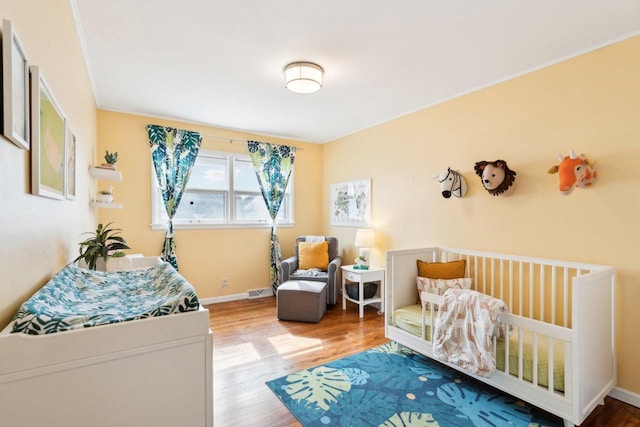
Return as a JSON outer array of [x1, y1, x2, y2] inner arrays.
[[65, 126, 77, 200], [30, 65, 66, 200], [2, 19, 30, 149], [330, 179, 371, 227]]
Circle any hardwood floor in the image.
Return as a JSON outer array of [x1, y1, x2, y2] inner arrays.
[[209, 297, 387, 426], [207, 297, 639, 426]]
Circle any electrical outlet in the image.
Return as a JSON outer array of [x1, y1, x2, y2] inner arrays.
[[222, 278, 228, 288]]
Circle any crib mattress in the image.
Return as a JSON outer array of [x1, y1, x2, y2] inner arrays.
[[394, 305, 565, 392], [10, 263, 200, 335]]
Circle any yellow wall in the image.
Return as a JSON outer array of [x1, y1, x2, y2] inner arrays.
[[0, 1, 97, 327], [324, 36, 640, 393], [95, 110, 324, 300]]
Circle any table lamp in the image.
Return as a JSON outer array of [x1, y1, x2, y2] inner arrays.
[[354, 229, 375, 269]]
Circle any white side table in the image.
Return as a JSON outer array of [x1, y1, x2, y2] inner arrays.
[[341, 265, 385, 318]]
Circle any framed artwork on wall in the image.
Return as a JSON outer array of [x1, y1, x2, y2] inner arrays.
[[65, 126, 77, 200], [330, 179, 371, 227], [30, 65, 66, 200], [2, 19, 30, 150]]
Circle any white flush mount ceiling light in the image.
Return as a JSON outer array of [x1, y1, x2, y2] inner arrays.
[[284, 62, 323, 94]]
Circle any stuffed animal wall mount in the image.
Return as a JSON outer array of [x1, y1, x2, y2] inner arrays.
[[474, 160, 517, 196], [433, 167, 468, 198], [547, 150, 597, 195]]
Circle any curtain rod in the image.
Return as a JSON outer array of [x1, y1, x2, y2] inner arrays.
[[141, 124, 303, 150]]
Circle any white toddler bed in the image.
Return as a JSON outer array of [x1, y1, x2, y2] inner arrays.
[[386, 247, 616, 427], [0, 257, 213, 427]]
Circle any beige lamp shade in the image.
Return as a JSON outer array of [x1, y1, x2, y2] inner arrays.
[[284, 62, 323, 94], [355, 229, 375, 248]]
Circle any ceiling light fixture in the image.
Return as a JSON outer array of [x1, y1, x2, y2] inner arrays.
[[284, 62, 323, 94]]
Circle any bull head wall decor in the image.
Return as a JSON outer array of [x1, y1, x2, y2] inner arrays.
[[547, 150, 597, 195]]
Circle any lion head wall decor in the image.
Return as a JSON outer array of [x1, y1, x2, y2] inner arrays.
[[474, 160, 517, 196], [434, 167, 468, 199], [547, 150, 597, 195]]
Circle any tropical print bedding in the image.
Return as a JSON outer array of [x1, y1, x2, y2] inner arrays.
[[10, 263, 200, 335]]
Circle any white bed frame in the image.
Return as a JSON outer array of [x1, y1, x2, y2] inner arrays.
[[386, 247, 616, 427], [0, 260, 213, 427]]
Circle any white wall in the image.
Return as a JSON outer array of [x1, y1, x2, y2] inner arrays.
[[0, 0, 97, 327]]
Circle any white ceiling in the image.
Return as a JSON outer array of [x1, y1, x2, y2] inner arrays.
[[72, 0, 640, 143]]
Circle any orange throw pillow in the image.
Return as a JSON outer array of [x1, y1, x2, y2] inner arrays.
[[299, 241, 330, 270], [417, 259, 466, 279]]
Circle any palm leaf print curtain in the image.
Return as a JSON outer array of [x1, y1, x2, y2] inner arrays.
[[248, 141, 296, 292], [146, 125, 202, 270]]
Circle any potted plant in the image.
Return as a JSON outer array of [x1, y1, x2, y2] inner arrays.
[[98, 188, 113, 203], [102, 150, 119, 169], [74, 222, 131, 270]]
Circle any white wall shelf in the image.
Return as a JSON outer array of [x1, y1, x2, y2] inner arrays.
[[90, 166, 122, 209], [89, 166, 122, 182], [90, 201, 123, 209]]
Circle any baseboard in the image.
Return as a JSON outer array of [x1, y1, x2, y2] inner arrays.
[[199, 291, 273, 306], [199, 294, 246, 305], [609, 386, 640, 408]]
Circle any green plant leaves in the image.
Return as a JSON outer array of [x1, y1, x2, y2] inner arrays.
[[73, 222, 131, 269]]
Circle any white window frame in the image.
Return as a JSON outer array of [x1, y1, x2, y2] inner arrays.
[[151, 149, 294, 230]]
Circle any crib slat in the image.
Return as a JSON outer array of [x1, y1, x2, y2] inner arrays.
[[548, 338, 554, 392], [482, 257, 487, 294], [430, 309, 436, 341], [420, 291, 440, 343], [509, 260, 514, 312], [551, 266, 557, 325], [499, 259, 504, 301], [517, 328, 524, 381], [465, 254, 470, 278], [540, 264, 545, 322], [533, 332, 539, 386], [529, 264, 534, 318], [474, 256, 478, 292], [421, 301, 426, 340], [563, 267, 569, 327], [490, 258, 495, 296], [519, 262, 524, 316], [504, 325, 510, 375]]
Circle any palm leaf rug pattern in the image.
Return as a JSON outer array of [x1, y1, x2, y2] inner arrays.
[[266, 342, 563, 426]]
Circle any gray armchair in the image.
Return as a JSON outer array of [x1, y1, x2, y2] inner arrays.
[[282, 236, 342, 305]]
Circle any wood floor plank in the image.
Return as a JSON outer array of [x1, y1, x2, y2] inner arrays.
[[207, 297, 638, 426]]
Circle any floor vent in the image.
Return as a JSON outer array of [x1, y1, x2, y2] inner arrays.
[[248, 288, 273, 299]]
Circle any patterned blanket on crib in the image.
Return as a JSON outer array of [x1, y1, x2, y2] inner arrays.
[[10, 262, 200, 335], [433, 288, 508, 377]]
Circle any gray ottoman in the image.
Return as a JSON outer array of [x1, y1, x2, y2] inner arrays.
[[277, 280, 327, 323]]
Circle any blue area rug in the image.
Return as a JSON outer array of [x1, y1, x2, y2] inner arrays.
[[266, 341, 563, 426]]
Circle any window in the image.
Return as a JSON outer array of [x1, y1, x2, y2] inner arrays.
[[151, 150, 294, 229]]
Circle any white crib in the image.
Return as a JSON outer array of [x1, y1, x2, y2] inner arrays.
[[385, 247, 616, 427]]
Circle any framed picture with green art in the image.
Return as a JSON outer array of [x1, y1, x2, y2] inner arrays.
[[2, 19, 30, 150], [30, 65, 66, 200], [330, 178, 371, 227]]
